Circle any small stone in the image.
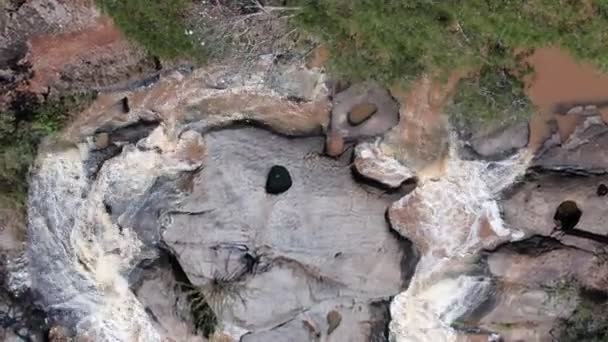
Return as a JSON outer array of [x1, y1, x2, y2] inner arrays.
[[326, 310, 342, 335], [325, 132, 345, 157], [597, 184, 608, 197], [348, 103, 377, 126], [93, 133, 110, 150], [566, 106, 583, 115], [265, 165, 292, 194], [554, 200, 582, 231]]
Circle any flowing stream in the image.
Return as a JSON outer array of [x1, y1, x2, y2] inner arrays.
[[388, 139, 532, 342]]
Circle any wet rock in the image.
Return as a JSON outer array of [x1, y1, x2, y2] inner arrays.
[[387, 152, 528, 342], [353, 142, 414, 188], [534, 116, 608, 173], [265, 165, 292, 194], [380, 77, 454, 174], [348, 103, 377, 126], [330, 82, 399, 140], [325, 131, 345, 157], [162, 127, 411, 339], [468, 121, 529, 159]]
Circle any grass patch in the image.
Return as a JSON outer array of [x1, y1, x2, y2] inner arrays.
[[0, 92, 96, 209], [181, 273, 245, 338], [294, 0, 608, 83], [96, 0, 204, 60], [293, 0, 608, 123]]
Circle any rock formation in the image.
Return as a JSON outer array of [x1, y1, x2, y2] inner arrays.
[[3, 3, 608, 341]]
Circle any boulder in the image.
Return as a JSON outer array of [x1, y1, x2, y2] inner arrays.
[[265, 165, 292, 194], [554, 200, 582, 231], [353, 142, 414, 188], [348, 103, 377, 126]]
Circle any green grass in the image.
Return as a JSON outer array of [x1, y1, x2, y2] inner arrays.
[[0, 93, 96, 209], [293, 0, 608, 123], [557, 295, 608, 341], [448, 64, 533, 131], [96, 0, 204, 60], [294, 0, 608, 83]]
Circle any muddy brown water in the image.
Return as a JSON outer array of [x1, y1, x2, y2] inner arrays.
[[525, 47, 608, 151]]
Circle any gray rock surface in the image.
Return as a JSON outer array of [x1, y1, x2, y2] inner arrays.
[[469, 121, 530, 159], [162, 127, 413, 339], [534, 116, 608, 173], [133, 257, 203, 342], [502, 173, 608, 239], [471, 237, 608, 341]]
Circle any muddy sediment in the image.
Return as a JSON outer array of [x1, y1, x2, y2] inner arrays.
[[525, 47, 608, 150]]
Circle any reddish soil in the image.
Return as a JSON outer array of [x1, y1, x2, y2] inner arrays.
[[26, 16, 129, 93], [388, 72, 464, 177]]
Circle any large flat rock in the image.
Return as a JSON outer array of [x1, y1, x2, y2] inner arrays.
[[534, 117, 608, 173], [502, 173, 608, 238], [162, 127, 413, 338]]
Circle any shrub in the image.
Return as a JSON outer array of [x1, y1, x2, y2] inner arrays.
[[0, 93, 96, 208], [448, 65, 533, 132]]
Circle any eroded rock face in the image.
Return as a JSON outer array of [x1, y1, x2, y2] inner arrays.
[[0, 0, 154, 108], [534, 116, 608, 173], [502, 173, 608, 239], [470, 237, 608, 341], [162, 127, 413, 339]]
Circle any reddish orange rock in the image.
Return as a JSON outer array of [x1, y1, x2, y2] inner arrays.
[[325, 132, 345, 157]]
